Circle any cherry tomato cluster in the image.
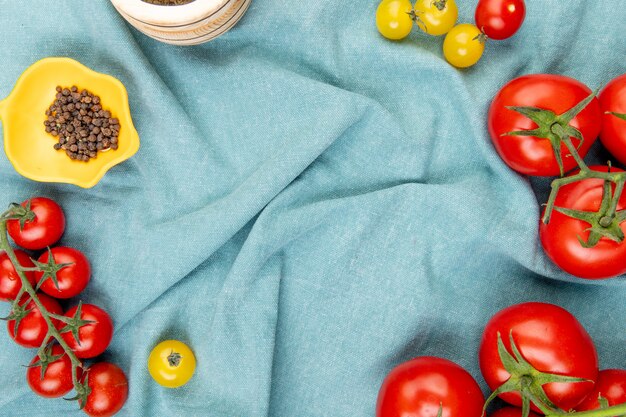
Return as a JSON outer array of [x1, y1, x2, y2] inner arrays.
[[0, 197, 127, 417], [376, 302, 626, 417], [375, 0, 526, 68], [488, 73, 626, 279]]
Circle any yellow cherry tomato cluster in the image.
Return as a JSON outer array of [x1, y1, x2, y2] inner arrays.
[[375, 0, 485, 68]]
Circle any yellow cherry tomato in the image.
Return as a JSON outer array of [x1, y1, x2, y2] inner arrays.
[[413, 0, 458, 36], [443, 23, 485, 68], [376, 0, 414, 40], [148, 340, 196, 388]]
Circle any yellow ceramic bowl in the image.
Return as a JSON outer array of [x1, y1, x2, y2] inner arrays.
[[0, 57, 139, 188]]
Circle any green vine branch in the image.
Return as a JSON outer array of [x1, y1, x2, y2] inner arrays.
[[0, 207, 90, 407]]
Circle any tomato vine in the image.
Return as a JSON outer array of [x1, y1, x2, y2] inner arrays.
[[0, 207, 91, 408]]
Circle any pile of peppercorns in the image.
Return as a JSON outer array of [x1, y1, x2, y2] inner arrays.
[[44, 86, 119, 162]]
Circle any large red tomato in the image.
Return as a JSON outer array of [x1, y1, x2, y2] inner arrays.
[[7, 197, 65, 250], [61, 304, 113, 359], [490, 407, 540, 417], [479, 302, 598, 412], [540, 166, 626, 279], [36, 247, 91, 299], [599, 73, 626, 164], [0, 250, 36, 301], [7, 293, 63, 348], [81, 362, 128, 417], [475, 0, 526, 40], [26, 344, 79, 398], [488, 75, 601, 176], [376, 356, 484, 417], [575, 369, 626, 411]]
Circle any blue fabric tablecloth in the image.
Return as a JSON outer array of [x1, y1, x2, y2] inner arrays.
[[0, 1, 625, 416]]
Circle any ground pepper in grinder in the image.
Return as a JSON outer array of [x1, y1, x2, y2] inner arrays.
[[44, 86, 120, 162]]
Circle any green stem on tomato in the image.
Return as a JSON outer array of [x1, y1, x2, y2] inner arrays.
[[606, 179, 625, 218], [0, 219, 83, 392]]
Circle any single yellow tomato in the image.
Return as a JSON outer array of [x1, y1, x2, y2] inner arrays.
[[443, 23, 485, 68], [376, 0, 414, 40], [413, 0, 458, 36], [148, 340, 196, 388]]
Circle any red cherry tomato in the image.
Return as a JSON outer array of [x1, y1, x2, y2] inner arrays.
[[599, 73, 626, 164], [37, 247, 91, 299], [7, 293, 62, 348], [475, 0, 526, 40], [61, 304, 113, 359], [490, 407, 540, 417], [81, 362, 128, 417], [376, 356, 484, 417], [26, 344, 80, 398], [0, 249, 36, 301], [488, 74, 601, 176], [479, 302, 598, 412], [540, 166, 626, 279], [7, 197, 65, 250], [575, 369, 626, 411]]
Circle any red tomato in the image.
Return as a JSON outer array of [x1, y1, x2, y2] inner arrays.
[[61, 304, 113, 359], [479, 302, 598, 412], [81, 362, 128, 417], [37, 247, 91, 299], [7, 293, 62, 348], [575, 369, 626, 411], [376, 356, 484, 417], [7, 197, 65, 250], [0, 249, 36, 301], [475, 0, 526, 40], [540, 166, 626, 279], [599, 74, 626, 165], [26, 344, 80, 398], [488, 74, 601, 176], [490, 407, 540, 417]]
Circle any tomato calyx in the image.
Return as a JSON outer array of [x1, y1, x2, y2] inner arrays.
[[504, 91, 597, 177], [482, 332, 590, 417], [554, 178, 626, 247], [26, 344, 65, 379], [407, 9, 427, 31], [31, 247, 73, 291], [2, 298, 34, 337], [53, 302, 95, 346], [1, 201, 36, 231], [473, 31, 489, 44], [168, 350, 183, 367], [68, 372, 91, 409], [433, 0, 448, 11]]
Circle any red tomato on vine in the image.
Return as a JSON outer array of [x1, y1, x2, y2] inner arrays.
[[575, 369, 626, 411], [7, 293, 62, 348], [80, 362, 128, 417], [540, 166, 626, 279], [36, 247, 91, 299], [488, 74, 601, 177], [479, 302, 598, 412], [6, 197, 65, 250], [599, 74, 626, 165], [26, 344, 79, 398], [60, 303, 113, 359], [376, 356, 484, 417]]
